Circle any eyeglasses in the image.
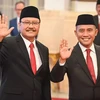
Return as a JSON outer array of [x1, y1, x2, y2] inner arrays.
[[21, 21, 40, 26], [16, 9, 23, 11]]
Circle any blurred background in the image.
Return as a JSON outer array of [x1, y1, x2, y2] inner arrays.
[[0, 0, 97, 99]]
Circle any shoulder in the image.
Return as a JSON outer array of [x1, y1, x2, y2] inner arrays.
[[93, 15, 98, 19], [0, 36, 16, 49], [3, 36, 16, 43], [10, 18, 17, 22], [36, 41, 48, 50], [94, 44, 100, 49]]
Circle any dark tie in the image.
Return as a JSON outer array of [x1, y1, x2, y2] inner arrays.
[[86, 49, 96, 83], [29, 43, 36, 74]]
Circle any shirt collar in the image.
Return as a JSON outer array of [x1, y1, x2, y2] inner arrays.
[[20, 34, 36, 49], [79, 42, 95, 53], [17, 17, 20, 24]]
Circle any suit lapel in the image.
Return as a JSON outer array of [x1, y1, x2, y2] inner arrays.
[[16, 36, 47, 75], [16, 35, 33, 75], [95, 45, 100, 83], [74, 43, 93, 82], [35, 41, 44, 74]]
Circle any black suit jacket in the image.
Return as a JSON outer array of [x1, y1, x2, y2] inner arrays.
[[0, 35, 51, 100], [93, 15, 100, 45], [51, 43, 100, 100]]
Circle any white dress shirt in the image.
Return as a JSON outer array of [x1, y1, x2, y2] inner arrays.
[[98, 15, 100, 24], [79, 42, 98, 78], [21, 34, 42, 71], [17, 17, 20, 32]]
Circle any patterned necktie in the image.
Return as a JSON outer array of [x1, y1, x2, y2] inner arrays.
[[86, 49, 96, 84], [29, 43, 36, 74]]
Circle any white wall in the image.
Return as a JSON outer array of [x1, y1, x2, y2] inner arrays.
[[44, 0, 70, 10], [71, 1, 96, 12]]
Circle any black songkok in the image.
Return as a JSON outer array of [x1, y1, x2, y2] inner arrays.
[[20, 6, 40, 22], [75, 14, 95, 26], [97, 0, 100, 5]]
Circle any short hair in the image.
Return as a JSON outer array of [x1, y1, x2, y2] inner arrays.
[[15, 1, 25, 8]]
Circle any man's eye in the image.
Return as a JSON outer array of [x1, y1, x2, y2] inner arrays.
[[33, 22, 40, 24], [87, 29, 92, 31], [79, 29, 84, 32], [25, 22, 30, 24]]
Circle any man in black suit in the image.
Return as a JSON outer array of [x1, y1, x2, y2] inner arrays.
[[0, 6, 51, 100], [93, 0, 100, 45], [51, 14, 100, 100]]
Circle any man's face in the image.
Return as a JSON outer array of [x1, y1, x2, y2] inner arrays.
[[19, 17, 40, 42], [15, 3, 25, 17], [96, 4, 100, 15], [74, 25, 98, 48]]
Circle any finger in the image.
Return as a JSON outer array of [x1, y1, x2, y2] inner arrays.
[[1, 14, 5, 24], [7, 27, 14, 35], [64, 40, 68, 47], [60, 40, 63, 46], [0, 15, 1, 24], [63, 40, 68, 47], [5, 16, 8, 26], [69, 47, 73, 52]]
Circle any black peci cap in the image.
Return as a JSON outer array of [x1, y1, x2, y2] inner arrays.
[[20, 6, 40, 22], [75, 14, 95, 26], [97, 0, 100, 5]]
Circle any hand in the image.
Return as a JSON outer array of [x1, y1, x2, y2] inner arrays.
[[0, 15, 14, 41], [59, 39, 73, 63]]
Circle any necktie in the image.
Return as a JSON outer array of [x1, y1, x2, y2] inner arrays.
[[86, 49, 96, 83], [29, 43, 36, 74]]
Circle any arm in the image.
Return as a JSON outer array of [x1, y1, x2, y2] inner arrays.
[[50, 39, 73, 82], [0, 15, 14, 67]]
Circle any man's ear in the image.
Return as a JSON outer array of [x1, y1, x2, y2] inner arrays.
[[74, 30, 77, 36], [95, 28, 98, 36]]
